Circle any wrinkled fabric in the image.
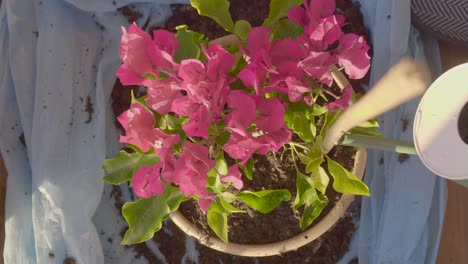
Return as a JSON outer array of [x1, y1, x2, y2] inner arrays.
[[339, 1, 447, 264], [0, 1, 187, 263], [0, 0, 446, 264]]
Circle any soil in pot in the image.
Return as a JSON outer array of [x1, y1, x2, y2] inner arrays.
[[110, 0, 371, 263]]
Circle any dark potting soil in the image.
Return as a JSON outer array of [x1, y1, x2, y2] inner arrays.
[[110, 0, 371, 263], [178, 145, 356, 245]]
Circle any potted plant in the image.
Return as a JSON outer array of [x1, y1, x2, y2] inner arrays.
[[103, 0, 378, 257]]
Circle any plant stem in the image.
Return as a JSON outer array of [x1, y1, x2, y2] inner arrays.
[[289, 146, 300, 171], [288, 142, 310, 150], [338, 134, 417, 155]]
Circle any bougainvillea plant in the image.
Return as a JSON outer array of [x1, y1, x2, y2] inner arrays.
[[103, 0, 379, 245]]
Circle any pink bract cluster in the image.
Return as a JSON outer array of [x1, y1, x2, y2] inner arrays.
[[116, 0, 370, 212]]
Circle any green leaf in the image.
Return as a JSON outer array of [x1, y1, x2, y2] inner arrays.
[[121, 185, 185, 244], [297, 152, 312, 165], [207, 169, 226, 194], [234, 20, 251, 40], [215, 152, 228, 175], [358, 119, 380, 128], [311, 166, 329, 194], [299, 193, 328, 230], [310, 117, 317, 138], [102, 151, 159, 185], [348, 127, 384, 137], [320, 111, 342, 138], [174, 25, 205, 62], [220, 192, 237, 203], [272, 19, 304, 39], [327, 157, 370, 196], [263, 0, 302, 26], [309, 105, 328, 116], [207, 203, 229, 243], [215, 130, 231, 146], [292, 113, 314, 142], [237, 189, 291, 214], [305, 157, 323, 173], [159, 114, 185, 132], [219, 197, 245, 213], [292, 171, 317, 209], [190, 0, 234, 31], [241, 157, 254, 180]]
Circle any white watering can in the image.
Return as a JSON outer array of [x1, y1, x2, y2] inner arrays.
[[323, 58, 468, 186]]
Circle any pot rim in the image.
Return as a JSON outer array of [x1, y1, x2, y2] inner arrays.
[[169, 148, 367, 257]]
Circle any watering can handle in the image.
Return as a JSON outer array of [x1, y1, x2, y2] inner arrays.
[[323, 58, 431, 154]]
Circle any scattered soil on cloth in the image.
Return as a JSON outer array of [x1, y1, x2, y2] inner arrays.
[[84, 95, 94, 124], [62, 257, 76, 264], [110, 0, 371, 263]]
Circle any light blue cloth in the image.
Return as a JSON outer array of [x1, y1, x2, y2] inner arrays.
[[0, 0, 446, 263], [339, 1, 447, 264]]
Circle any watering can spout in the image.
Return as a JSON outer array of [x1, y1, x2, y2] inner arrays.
[[323, 58, 431, 154]]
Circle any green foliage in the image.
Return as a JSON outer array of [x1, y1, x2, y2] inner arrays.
[[121, 185, 186, 244], [207, 206, 228, 243], [159, 114, 186, 132], [292, 171, 316, 209], [310, 167, 329, 194], [326, 157, 370, 196], [215, 130, 231, 146], [102, 151, 159, 185], [241, 157, 255, 180], [174, 25, 205, 62], [272, 19, 304, 39], [190, 0, 234, 31], [348, 119, 383, 137], [299, 193, 328, 230], [320, 111, 342, 138], [237, 189, 291, 214], [215, 152, 229, 175], [207, 197, 245, 242], [234, 20, 251, 40], [263, 0, 302, 26], [292, 171, 329, 230], [207, 168, 226, 194]]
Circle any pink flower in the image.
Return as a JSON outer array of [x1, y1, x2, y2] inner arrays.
[[223, 133, 263, 165], [238, 62, 268, 95], [148, 29, 179, 72], [326, 85, 353, 112], [132, 164, 165, 198], [284, 77, 311, 102], [145, 78, 183, 115], [203, 43, 236, 81], [336, 34, 371, 79], [117, 23, 179, 86], [172, 143, 216, 206], [220, 165, 243, 190], [178, 44, 234, 115], [171, 96, 200, 117], [269, 38, 305, 67], [298, 51, 336, 86], [119, 23, 153, 76], [118, 103, 180, 154], [255, 98, 286, 133], [238, 27, 273, 94], [257, 127, 293, 155], [117, 103, 156, 152], [246, 26, 271, 56], [182, 106, 212, 139], [225, 90, 256, 137], [309, 16, 342, 51], [288, 0, 335, 29]]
